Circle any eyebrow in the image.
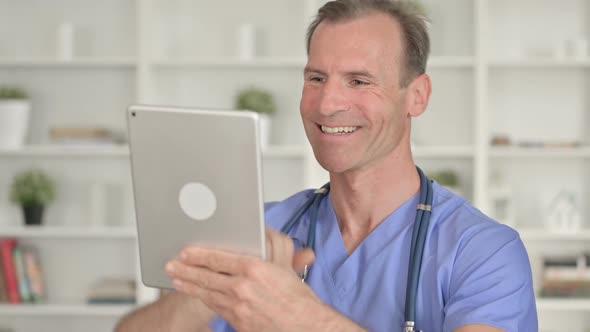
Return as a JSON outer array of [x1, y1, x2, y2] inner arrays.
[[303, 66, 326, 76], [303, 66, 377, 80]]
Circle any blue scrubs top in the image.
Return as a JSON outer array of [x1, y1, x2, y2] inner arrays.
[[211, 182, 538, 331]]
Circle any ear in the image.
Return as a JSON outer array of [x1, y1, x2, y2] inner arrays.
[[406, 73, 432, 118]]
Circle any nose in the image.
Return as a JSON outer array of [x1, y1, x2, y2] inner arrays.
[[317, 80, 349, 117]]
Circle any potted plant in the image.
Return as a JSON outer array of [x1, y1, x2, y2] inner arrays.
[[235, 87, 276, 147], [410, 0, 427, 17], [430, 170, 462, 196], [0, 86, 31, 149], [10, 170, 56, 226]]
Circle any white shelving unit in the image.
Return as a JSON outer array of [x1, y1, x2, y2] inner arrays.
[[520, 229, 590, 242], [490, 146, 590, 158], [489, 57, 590, 68], [153, 56, 307, 69], [0, 144, 305, 159], [0, 303, 136, 316], [0, 145, 131, 158], [537, 299, 590, 312], [0, 0, 588, 331], [0, 57, 137, 68], [412, 145, 474, 159], [152, 55, 476, 69], [0, 226, 136, 240]]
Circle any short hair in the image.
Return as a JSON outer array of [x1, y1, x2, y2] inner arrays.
[[306, 0, 430, 87]]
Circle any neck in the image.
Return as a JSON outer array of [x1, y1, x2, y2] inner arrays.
[[329, 144, 419, 255]]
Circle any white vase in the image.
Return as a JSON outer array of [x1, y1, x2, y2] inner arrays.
[[258, 113, 271, 147], [57, 22, 75, 61], [237, 23, 256, 60], [0, 100, 31, 148]]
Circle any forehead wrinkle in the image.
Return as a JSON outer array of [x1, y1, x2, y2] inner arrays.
[[311, 14, 404, 87]]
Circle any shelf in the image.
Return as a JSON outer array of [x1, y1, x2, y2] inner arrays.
[[262, 145, 306, 158], [536, 299, 590, 311], [0, 143, 469, 162], [0, 57, 137, 68], [0, 226, 136, 239], [153, 56, 474, 69], [412, 145, 474, 158], [0, 144, 305, 159], [489, 58, 590, 68], [490, 146, 590, 158], [428, 56, 475, 68], [519, 229, 590, 241], [0, 145, 130, 158], [0, 303, 136, 316], [0, 56, 474, 70], [153, 57, 306, 69]]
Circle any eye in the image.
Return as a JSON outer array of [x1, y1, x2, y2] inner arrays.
[[308, 76, 324, 83], [351, 79, 369, 86]]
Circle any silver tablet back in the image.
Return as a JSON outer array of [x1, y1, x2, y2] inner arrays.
[[127, 105, 266, 289]]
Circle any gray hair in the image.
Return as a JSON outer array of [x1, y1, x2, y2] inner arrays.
[[306, 0, 430, 87]]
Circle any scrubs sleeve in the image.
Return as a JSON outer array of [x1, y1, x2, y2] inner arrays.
[[210, 317, 234, 332], [443, 225, 538, 332]]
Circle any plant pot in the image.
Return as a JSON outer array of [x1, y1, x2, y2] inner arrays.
[[0, 100, 31, 149], [22, 205, 44, 226]]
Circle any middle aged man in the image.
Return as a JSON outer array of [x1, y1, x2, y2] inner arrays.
[[116, 1, 538, 331]]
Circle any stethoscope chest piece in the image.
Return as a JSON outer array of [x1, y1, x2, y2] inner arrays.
[[404, 320, 424, 332]]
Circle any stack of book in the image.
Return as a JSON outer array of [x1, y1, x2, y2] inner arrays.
[[49, 126, 124, 145], [0, 239, 45, 304], [86, 277, 135, 304], [541, 253, 590, 298]]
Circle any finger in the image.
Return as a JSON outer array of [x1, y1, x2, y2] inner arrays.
[[265, 229, 274, 262], [166, 260, 233, 295], [180, 247, 255, 275], [171, 277, 233, 313], [266, 229, 294, 269], [293, 248, 316, 276]]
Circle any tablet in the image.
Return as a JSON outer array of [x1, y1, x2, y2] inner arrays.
[[127, 105, 266, 289]]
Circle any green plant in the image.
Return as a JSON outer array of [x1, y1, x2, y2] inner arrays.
[[0, 86, 28, 100], [408, 0, 428, 18], [10, 170, 56, 206], [430, 170, 459, 187], [235, 87, 276, 115]]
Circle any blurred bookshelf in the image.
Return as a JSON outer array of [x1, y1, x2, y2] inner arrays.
[[0, 0, 589, 331]]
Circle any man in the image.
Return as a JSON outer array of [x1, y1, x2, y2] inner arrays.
[[116, 1, 538, 331]]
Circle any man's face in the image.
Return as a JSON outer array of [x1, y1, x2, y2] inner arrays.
[[300, 13, 411, 174]]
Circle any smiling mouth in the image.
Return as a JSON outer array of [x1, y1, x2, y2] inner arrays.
[[319, 125, 359, 135]]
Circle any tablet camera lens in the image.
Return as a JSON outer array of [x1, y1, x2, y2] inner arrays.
[[131, 112, 136, 117]]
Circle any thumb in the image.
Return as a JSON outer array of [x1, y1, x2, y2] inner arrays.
[[292, 248, 316, 276]]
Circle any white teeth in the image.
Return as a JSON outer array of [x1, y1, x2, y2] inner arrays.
[[320, 125, 358, 135]]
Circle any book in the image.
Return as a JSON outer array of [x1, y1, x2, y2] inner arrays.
[[0, 253, 8, 302], [541, 253, 590, 298], [545, 253, 588, 265], [87, 277, 136, 304], [544, 267, 590, 281], [23, 246, 45, 303], [541, 280, 590, 298], [13, 246, 32, 303], [0, 239, 20, 304], [49, 127, 112, 139], [49, 126, 124, 145]]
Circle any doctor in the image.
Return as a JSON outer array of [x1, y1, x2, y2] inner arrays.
[[116, 0, 538, 331]]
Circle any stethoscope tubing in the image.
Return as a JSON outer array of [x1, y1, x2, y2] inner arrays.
[[279, 167, 432, 332], [405, 167, 433, 328], [281, 193, 317, 235]]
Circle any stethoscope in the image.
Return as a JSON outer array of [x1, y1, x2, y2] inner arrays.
[[280, 166, 433, 332]]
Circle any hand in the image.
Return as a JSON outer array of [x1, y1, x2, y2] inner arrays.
[[165, 229, 322, 332]]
